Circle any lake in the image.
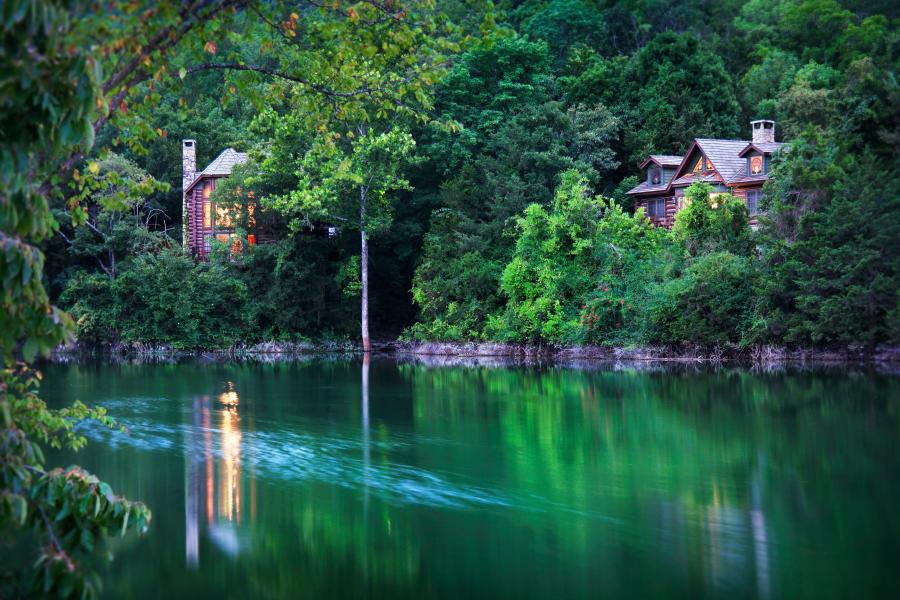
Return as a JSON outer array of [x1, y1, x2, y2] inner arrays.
[[41, 357, 900, 599]]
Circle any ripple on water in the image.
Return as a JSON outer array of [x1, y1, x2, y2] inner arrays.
[[78, 400, 620, 521]]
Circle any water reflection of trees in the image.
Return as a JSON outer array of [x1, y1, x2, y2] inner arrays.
[[397, 364, 899, 597], [42, 361, 900, 598]]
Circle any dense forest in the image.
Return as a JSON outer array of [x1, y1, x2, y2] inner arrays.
[[1, 1, 898, 596], [40, 0, 900, 351]]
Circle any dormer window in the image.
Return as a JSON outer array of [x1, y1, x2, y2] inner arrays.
[[692, 157, 712, 174], [749, 155, 763, 175], [649, 168, 662, 185]]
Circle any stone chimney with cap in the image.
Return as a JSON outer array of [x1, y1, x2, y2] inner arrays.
[[750, 120, 776, 144], [182, 139, 197, 247]]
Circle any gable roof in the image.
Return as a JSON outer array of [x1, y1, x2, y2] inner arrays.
[[185, 148, 248, 193], [694, 139, 752, 183], [624, 181, 669, 196], [738, 141, 785, 157], [639, 154, 684, 169], [728, 173, 768, 185], [670, 172, 723, 187]]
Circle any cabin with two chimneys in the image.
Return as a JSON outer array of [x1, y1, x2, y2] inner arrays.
[[626, 120, 784, 227], [181, 139, 277, 259]]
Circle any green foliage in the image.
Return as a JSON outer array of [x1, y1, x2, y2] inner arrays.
[[407, 209, 504, 340], [24, 0, 900, 361], [1, 3, 152, 596], [755, 129, 900, 346], [672, 184, 756, 257], [649, 252, 758, 346], [267, 128, 417, 235], [521, 0, 608, 64], [410, 37, 622, 338], [489, 170, 670, 344], [1, 365, 150, 598], [62, 246, 250, 350], [565, 31, 743, 165]]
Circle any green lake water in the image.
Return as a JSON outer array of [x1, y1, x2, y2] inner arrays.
[[40, 357, 900, 599]]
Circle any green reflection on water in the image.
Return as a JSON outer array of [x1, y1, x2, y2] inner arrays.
[[38, 359, 900, 599]]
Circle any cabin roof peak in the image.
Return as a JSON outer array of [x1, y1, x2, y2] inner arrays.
[[639, 154, 684, 169], [184, 148, 248, 193]]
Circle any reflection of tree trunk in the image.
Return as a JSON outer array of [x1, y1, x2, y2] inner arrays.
[[360, 184, 371, 353], [751, 459, 771, 600], [185, 396, 202, 568], [361, 355, 370, 513]]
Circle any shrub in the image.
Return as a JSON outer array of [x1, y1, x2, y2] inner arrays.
[[649, 251, 757, 346]]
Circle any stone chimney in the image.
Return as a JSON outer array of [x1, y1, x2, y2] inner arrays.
[[182, 139, 197, 248], [182, 139, 197, 190], [750, 120, 775, 144]]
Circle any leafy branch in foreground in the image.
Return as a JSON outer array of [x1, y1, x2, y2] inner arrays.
[[1, 1, 151, 597], [1, 366, 151, 598]]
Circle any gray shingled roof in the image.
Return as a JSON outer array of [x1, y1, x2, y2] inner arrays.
[[695, 139, 751, 183], [200, 148, 247, 176], [738, 142, 785, 157], [671, 172, 722, 187], [729, 173, 769, 185], [625, 181, 670, 196], [651, 154, 683, 167], [185, 148, 248, 192], [640, 154, 684, 169]]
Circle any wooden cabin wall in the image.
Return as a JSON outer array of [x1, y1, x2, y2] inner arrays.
[[729, 186, 761, 227], [188, 179, 216, 258], [635, 196, 677, 228]]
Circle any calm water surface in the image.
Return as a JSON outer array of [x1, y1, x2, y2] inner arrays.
[[41, 358, 900, 599]]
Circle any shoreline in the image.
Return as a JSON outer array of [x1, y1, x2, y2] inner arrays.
[[50, 340, 900, 365]]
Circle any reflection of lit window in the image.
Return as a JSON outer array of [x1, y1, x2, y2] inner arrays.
[[750, 156, 763, 175], [218, 382, 239, 406], [203, 184, 211, 199]]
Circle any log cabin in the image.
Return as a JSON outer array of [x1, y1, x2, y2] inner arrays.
[[626, 120, 784, 228], [182, 139, 275, 259]]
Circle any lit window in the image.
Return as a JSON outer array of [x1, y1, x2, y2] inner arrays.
[[216, 204, 233, 228], [750, 156, 763, 175], [203, 202, 211, 228], [203, 184, 212, 199]]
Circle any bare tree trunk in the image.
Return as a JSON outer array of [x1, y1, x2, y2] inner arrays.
[[360, 185, 371, 353]]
